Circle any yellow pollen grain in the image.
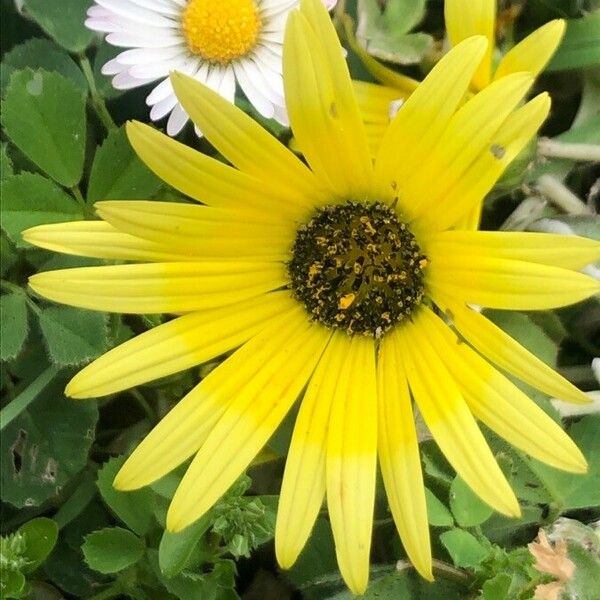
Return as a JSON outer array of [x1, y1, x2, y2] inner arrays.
[[181, 0, 260, 64]]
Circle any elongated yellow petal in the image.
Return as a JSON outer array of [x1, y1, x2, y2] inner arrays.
[[374, 37, 488, 214], [115, 307, 308, 491], [29, 261, 287, 313], [408, 72, 533, 218], [495, 20, 566, 81], [424, 93, 550, 231], [424, 231, 600, 271], [66, 292, 295, 399], [276, 331, 345, 569], [444, 0, 495, 90], [455, 204, 483, 231], [417, 307, 587, 473], [378, 330, 432, 580], [167, 315, 330, 532], [283, 0, 372, 198], [22, 221, 197, 262], [426, 254, 600, 310], [95, 201, 293, 260], [126, 121, 311, 221], [398, 311, 520, 517], [353, 81, 401, 124], [170, 72, 328, 205], [431, 296, 590, 404], [327, 335, 377, 595]]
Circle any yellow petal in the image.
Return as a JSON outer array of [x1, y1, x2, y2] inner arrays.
[[444, 0, 495, 90], [284, 5, 372, 198], [95, 201, 293, 260], [426, 254, 600, 310], [408, 72, 533, 219], [169, 72, 328, 205], [22, 221, 197, 262], [374, 36, 488, 214], [114, 306, 310, 491], [126, 121, 310, 221], [455, 204, 483, 231], [431, 296, 590, 404], [327, 335, 377, 594], [353, 81, 401, 124], [276, 331, 345, 569], [424, 231, 600, 271], [167, 314, 330, 532], [378, 330, 432, 580], [423, 93, 550, 231], [417, 307, 587, 473], [495, 20, 566, 81], [29, 261, 287, 313], [398, 310, 520, 517], [66, 291, 295, 398]]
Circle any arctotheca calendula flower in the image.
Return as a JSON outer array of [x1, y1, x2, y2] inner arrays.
[[354, 0, 566, 156], [86, 0, 335, 135], [26, 0, 598, 593]]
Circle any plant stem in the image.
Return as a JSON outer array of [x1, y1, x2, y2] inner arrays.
[[79, 54, 117, 132], [538, 138, 600, 162], [537, 175, 592, 215], [70, 185, 93, 217]]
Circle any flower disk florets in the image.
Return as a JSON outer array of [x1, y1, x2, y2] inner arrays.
[[288, 201, 428, 338]]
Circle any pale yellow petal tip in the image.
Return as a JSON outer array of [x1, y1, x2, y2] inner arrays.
[[543, 19, 567, 46], [64, 378, 89, 400], [166, 508, 196, 534], [453, 34, 488, 58], [112, 465, 143, 492]]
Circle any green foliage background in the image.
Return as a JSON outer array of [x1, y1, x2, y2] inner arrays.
[[1, 0, 599, 598]]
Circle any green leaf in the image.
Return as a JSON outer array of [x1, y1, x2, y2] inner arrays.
[[356, 0, 433, 65], [425, 488, 454, 527], [92, 43, 125, 100], [22, 0, 94, 53], [159, 513, 212, 578], [0, 234, 17, 277], [527, 415, 600, 509], [0, 375, 98, 507], [1, 143, 14, 180], [18, 517, 59, 572], [481, 573, 512, 600], [449, 476, 494, 527], [0, 569, 26, 598], [567, 541, 600, 599], [0, 293, 29, 361], [1, 70, 86, 186], [86, 126, 163, 204], [547, 13, 600, 71], [38, 306, 108, 367], [1, 38, 87, 96], [82, 527, 144, 574], [96, 456, 155, 536], [0, 173, 82, 248], [440, 529, 488, 568]]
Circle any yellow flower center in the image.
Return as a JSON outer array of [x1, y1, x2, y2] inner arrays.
[[181, 0, 261, 64]]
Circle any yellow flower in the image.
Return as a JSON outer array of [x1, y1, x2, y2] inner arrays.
[[24, 0, 597, 593], [355, 0, 566, 155]]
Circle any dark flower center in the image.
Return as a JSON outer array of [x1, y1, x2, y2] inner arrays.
[[288, 201, 427, 337]]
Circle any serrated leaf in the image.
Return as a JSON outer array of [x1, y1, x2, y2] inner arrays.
[[1, 70, 86, 186], [425, 487, 454, 527], [440, 529, 488, 568], [449, 476, 494, 527], [87, 126, 162, 204], [18, 517, 59, 572], [1, 38, 87, 96], [0, 292, 29, 361], [38, 307, 108, 367], [1, 143, 14, 180], [82, 527, 144, 574], [481, 573, 512, 599], [547, 12, 600, 71], [22, 0, 94, 53], [159, 513, 212, 578], [96, 456, 154, 536], [0, 173, 82, 248], [0, 375, 98, 508], [0, 234, 17, 277]]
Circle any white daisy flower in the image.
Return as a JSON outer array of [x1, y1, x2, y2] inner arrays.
[[86, 0, 337, 136]]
